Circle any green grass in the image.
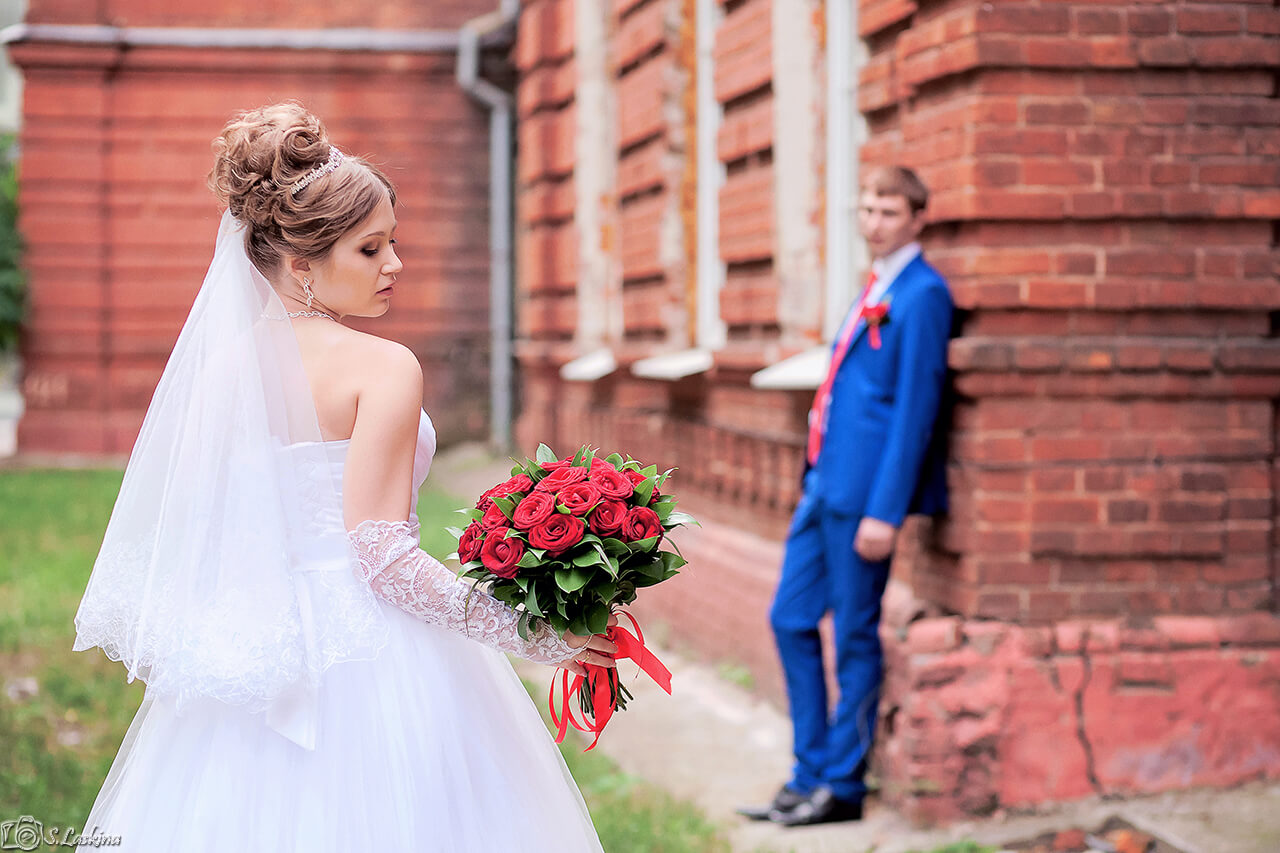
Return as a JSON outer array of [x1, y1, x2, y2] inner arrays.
[[0, 467, 729, 852]]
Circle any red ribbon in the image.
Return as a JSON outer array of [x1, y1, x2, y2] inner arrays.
[[548, 610, 672, 751]]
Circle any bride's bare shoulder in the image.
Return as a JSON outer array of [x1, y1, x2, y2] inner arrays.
[[345, 326, 419, 389], [336, 328, 422, 404]]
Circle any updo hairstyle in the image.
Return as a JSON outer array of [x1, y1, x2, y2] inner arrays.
[[208, 102, 397, 278]]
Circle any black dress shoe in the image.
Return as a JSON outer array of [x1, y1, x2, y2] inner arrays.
[[769, 786, 863, 826], [735, 784, 808, 821]]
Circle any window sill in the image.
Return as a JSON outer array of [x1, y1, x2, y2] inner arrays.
[[559, 349, 617, 382], [748, 345, 828, 390], [630, 348, 714, 381]]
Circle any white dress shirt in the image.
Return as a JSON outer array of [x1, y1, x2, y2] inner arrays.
[[867, 241, 921, 304], [831, 241, 922, 343]]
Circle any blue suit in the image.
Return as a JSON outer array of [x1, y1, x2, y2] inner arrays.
[[769, 254, 953, 801]]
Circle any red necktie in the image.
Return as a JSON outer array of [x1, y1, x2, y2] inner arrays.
[[805, 270, 878, 466]]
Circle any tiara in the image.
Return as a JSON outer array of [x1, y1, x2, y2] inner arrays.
[[290, 148, 345, 196]]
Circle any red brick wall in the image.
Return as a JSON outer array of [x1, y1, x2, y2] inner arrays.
[[863, 0, 1280, 819], [513, 0, 1280, 819], [857, 0, 1280, 624], [14, 1, 497, 453], [29, 0, 488, 29]]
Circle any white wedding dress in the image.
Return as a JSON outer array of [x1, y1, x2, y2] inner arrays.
[[82, 410, 604, 852]]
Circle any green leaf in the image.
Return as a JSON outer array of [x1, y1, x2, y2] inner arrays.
[[571, 445, 589, 467], [605, 452, 624, 467], [638, 559, 668, 581], [517, 551, 543, 568], [493, 495, 516, 520], [460, 507, 484, 521], [639, 464, 658, 478], [493, 585, 521, 606], [572, 550, 605, 567], [516, 611, 530, 641], [549, 611, 569, 636], [536, 443, 558, 464], [666, 511, 700, 527], [525, 585, 545, 617], [628, 534, 660, 553], [445, 525, 465, 539], [555, 567, 591, 593], [593, 580, 618, 602], [586, 603, 610, 635], [633, 478, 655, 504], [658, 551, 688, 572], [601, 537, 630, 556]]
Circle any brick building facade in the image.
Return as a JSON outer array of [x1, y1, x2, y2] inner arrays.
[[513, 0, 1280, 821], [10, 0, 502, 453]]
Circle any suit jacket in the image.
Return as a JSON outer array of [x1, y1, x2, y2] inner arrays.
[[809, 254, 953, 525]]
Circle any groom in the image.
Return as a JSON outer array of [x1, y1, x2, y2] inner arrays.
[[740, 166, 953, 826]]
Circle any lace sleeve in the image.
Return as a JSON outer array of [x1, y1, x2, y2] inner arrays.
[[346, 518, 579, 666]]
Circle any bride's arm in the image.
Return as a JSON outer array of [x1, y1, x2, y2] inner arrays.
[[341, 340, 608, 667]]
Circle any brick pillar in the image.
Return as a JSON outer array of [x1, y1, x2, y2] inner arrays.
[[10, 43, 117, 452], [860, 0, 1280, 821]]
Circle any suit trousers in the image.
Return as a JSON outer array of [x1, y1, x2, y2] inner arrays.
[[768, 484, 891, 801]]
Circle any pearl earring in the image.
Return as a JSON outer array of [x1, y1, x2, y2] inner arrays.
[[303, 277, 314, 309]]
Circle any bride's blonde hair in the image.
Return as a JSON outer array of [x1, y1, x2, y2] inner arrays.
[[208, 101, 397, 278]]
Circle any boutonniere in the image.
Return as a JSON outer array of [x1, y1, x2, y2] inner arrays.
[[863, 300, 890, 350]]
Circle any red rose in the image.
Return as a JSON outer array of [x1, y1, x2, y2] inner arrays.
[[589, 467, 634, 500], [512, 490, 556, 528], [529, 513, 587, 555], [535, 465, 589, 493], [588, 499, 628, 536], [458, 521, 484, 563], [480, 501, 509, 530], [622, 506, 663, 543], [590, 457, 616, 472], [558, 481, 602, 516], [623, 469, 662, 505], [484, 475, 533, 502], [539, 457, 575, 473], [480, 528, 525, 579]]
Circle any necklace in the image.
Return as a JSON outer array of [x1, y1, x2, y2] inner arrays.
[[286, 310, 338, 321]]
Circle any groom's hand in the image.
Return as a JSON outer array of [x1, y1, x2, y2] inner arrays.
[[854, 517, 897, 562]]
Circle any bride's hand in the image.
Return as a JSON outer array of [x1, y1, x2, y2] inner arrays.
[[560, 614, 619, 677]]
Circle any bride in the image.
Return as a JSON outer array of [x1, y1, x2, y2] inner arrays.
[[72, 102, 611, 851]]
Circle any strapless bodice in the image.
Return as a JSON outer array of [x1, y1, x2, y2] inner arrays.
[[309, 409, 437, 502], [275, 410, 438, 555]]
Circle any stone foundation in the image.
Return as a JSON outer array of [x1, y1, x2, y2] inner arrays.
[[877, 589, 1280, 823]]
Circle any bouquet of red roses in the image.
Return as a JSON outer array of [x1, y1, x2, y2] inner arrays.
[[448, 444, 696, 748]]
